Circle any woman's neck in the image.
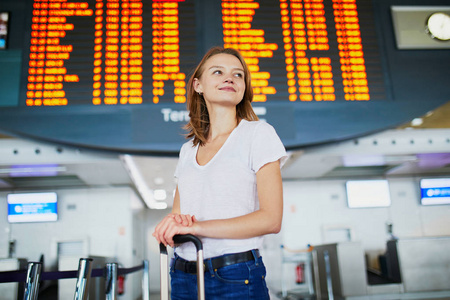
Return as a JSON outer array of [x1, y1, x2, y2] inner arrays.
[[207, 106, 239, 141]]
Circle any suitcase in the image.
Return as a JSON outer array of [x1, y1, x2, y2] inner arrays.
[[160, 234, 205, 300]]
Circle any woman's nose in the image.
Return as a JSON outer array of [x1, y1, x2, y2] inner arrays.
[[224, 76, 234, 83]]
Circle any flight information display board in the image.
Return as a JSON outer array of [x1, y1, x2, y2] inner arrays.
[[21, 0, 197, 106], [20, 0, 386, 107], [1, 0, 448, 153]]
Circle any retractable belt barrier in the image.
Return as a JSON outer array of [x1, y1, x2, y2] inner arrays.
[[0, 259, 150, 300]]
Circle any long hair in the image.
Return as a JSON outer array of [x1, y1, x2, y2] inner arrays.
[[184, 47, 259, 146]]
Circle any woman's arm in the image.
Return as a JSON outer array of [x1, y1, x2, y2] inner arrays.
[[193, 160, 283, 238], [153, 160, 283, 246], [171, 186, 181, 214], [153, 187, 195, 246]]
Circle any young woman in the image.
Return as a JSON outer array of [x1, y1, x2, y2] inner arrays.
[[153, 46, 287, 299]]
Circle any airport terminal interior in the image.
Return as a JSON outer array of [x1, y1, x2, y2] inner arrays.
[[1, 0, 450, 299]]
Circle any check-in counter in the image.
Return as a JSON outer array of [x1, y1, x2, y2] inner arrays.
[[396, 237, 450, 293], [312, 237, 450, 299], [313, 242, 368, 299], [0, 258, 27, 299]]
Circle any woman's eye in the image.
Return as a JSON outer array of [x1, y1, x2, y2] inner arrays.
[[235, 73, 243, 78], [213, 70, 222, 75]]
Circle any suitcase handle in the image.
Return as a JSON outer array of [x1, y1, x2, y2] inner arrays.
[[159, 234, 203, 254], [159, 234, 205, 300], [173, 234, 203, 250]]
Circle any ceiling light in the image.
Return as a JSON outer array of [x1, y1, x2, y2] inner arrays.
[[154, 189, 167, 201], [0, 164, 66, 177], [342, 155, 385, 167], [154, 177, 165, 185], [411, 118, 423, 126], [120, 155, 168, 210]]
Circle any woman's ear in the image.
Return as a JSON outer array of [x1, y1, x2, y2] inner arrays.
[[193, 78, 202, 94]]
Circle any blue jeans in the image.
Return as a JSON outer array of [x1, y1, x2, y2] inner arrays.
[[170, 250, 270, 300]]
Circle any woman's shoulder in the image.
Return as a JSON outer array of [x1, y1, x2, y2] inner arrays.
[[240, 119, 268, 128], [240, 119, 275, 133], [182, 138, 195, 147], [179, 139, 196, 155]]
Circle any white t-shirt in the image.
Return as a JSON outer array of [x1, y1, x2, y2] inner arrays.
[[174, 119, 287, 260]]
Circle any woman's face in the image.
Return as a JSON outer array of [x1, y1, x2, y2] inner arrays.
[[194, 53, 246, 108]]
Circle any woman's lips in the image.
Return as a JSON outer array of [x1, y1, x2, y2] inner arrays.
[[219, 86, 236, 92]]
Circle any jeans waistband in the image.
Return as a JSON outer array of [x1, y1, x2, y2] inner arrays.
[[173, 249, 260, 274]]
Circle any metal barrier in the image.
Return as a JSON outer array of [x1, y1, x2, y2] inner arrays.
[[23, 262, 42, 300], [142, 260, 150, 300], [105, 263, 118, 300], [0, 259, 150, 300], [323, 250, 334, 300], [73, 258, 93, 300]]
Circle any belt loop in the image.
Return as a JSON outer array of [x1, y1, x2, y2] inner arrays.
[[170, 253, 179, 269], [204, 258, 213, 275], [251, 249, 259, 262]]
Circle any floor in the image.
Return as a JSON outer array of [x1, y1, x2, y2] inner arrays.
[[36, 284, 450, 300]]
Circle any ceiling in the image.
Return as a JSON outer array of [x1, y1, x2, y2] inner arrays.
[[0, 102, 449, 209]]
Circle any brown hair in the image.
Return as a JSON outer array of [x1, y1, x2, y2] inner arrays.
[[184, 46, 259, 146]]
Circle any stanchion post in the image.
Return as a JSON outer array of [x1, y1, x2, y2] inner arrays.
[[23, 262, 42, 300], [105, 263, 118, 300], [73, 258, 93, 300], [324, 250, 334, 300], [312, 249, 321, 300], [142, 260, 150, 300]]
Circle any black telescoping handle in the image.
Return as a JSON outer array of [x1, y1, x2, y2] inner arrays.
[[159, 243, 168, 255], [159, 234, 202, 253], [159, 234, 205, 300], [173, 234, 203, 251]]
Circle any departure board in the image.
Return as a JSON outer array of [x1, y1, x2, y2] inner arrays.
[[22, 0, 197, 106], [222, 0, 381, 103], [20, 0, 386, 107], [2, 0, 448, 153]]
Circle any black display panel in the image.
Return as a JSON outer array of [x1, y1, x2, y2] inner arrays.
[[0, 0, 449, 154]]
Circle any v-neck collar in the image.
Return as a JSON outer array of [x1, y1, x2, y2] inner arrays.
[[194, 119, 246, 167]]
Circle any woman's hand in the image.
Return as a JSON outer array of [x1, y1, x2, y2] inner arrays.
[[172, 213, 195, 227], [152, 214, 197, 247]]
